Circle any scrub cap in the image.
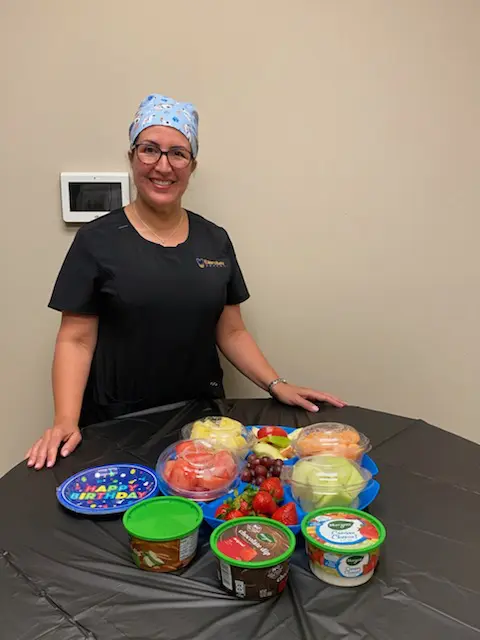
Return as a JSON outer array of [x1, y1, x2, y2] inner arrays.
[[129, 93, 199, 157]]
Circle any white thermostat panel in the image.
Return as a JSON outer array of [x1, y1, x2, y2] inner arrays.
[[60, 172, 130, 223]]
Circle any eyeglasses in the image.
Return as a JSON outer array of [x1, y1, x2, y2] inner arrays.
[[132, 142, 193, 169]]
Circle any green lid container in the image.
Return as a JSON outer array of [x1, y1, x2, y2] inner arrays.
[[301, 507, 386, 554], [123, 496, 203, 542], [210, 516, 296, 569]]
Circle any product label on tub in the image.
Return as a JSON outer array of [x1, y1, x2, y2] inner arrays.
[[307, 544, 379, 580], [337, 554, 370, 578], [179, 530, 199, 561], [305, 512, 379, 550], [216, 522, 290, 562]]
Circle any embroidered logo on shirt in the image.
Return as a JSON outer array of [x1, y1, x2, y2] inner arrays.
[[196, 258, 227, 269]]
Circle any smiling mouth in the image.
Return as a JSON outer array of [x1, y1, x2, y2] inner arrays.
[[150, 179, 174, 188]]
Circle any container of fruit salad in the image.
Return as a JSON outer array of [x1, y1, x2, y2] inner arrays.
[[182, 416, 253, 458], [210, 516, 296, 599], [282, 455, 372, 512], [156, 439, 242, 502], [123, 496, 203, 572], [302, 507, 386, 587], [293, 423, 371, 462], [249, 425, 296, 463]]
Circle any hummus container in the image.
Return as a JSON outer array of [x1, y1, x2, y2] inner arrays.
[[156, 439, 243, 502], [293, 423, 371, 462], [210, 517, 296, 600], [182, 416, 253, 458], [301, 507, 386, 587], [123, 496, 203, 572], [282, 455, 372, 512]]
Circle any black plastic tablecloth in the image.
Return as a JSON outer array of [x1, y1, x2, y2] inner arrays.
[[1, 399, 480, 640]]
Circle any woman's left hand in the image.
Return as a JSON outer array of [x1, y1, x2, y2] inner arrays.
[[271, 382, 346, 412]]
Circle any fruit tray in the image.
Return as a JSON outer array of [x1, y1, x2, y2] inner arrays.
[[199, 453, 380, 535]]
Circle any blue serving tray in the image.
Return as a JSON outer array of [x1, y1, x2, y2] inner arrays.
[[56, 463, 159, 516], [200, 453, 380, 535]]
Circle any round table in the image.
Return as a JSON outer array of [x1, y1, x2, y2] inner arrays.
[[1, 398, 479, 640]]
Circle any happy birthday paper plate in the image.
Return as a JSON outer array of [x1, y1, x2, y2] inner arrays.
[[56, 464, 159, 515]]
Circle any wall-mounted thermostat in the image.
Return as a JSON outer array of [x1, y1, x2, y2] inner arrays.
[[60, 172, 130, 223]]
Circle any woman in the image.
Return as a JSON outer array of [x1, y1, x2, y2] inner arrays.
[[26, 93, 345, 470]]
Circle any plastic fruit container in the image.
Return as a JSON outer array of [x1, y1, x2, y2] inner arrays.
[[182, 416, 253, 458], [156, 439, 243, 502], [123, 496, 203, 572], [281, 455, 372, 512], [292, 423, 371, 462], [210, 516, 296, 600], [302, 507, 386, 587]]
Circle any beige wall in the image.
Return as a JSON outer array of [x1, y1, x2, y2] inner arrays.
[[2, 0, 479, 476]]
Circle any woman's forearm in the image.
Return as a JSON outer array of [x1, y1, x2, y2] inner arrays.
[[216, 306, 344, 413], [217, 328, 279, 391], [52, 333, 96, 425]]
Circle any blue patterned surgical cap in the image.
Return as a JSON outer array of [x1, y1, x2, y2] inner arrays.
[[129, 93, 199, 157]]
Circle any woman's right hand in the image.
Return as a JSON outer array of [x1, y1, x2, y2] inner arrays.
[[25, 423, 82, 470]]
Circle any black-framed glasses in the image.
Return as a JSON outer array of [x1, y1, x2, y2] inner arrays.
[[132, 142, 193, 169]]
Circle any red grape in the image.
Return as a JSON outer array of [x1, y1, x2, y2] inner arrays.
[[274, 459, 284, 466], [240, 469, 252, 483], [247, 454, 256, 464], [251, 458, 261, 467], [255, 465, 268, 478], [260, 457, 271, 467], [271, 466, 281, 477], [254, 476, 264, 486]]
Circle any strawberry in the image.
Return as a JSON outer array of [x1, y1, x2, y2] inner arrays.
[[258, 426, 288, 439], [252, 490, 277, 516], [239, 500, 252, 515], [215, 504, 231, 520], [259, 477, 284, 502], [225, 509, 244, 520], [272, 502, 298, 525]]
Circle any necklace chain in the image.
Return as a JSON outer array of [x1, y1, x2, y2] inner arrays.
[[131, 202, 184, 246]]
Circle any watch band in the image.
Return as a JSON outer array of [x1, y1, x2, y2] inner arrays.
[[267, 378, 287, 396]]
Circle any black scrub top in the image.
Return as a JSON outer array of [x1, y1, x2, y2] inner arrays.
[[49, 209, 250, 426]]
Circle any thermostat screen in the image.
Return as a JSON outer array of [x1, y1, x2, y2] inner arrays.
[[68, 182, 122, 212]]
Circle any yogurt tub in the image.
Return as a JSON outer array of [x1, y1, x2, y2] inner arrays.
[[210, 517, 296, 600], [301, 507, 386, 587], [123, 496, 203, 572]]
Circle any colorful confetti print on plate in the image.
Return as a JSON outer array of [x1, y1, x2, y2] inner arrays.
[[56, 464, 159, 515]]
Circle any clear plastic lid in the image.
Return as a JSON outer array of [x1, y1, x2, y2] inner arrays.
[[293, 423, 371, 461], [156, 439, 242, 502], [281, 455, 371, 512], [181, 416, 253, 458]]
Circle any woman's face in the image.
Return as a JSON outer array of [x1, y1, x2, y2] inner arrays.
[[131, 125, 195, 209]]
